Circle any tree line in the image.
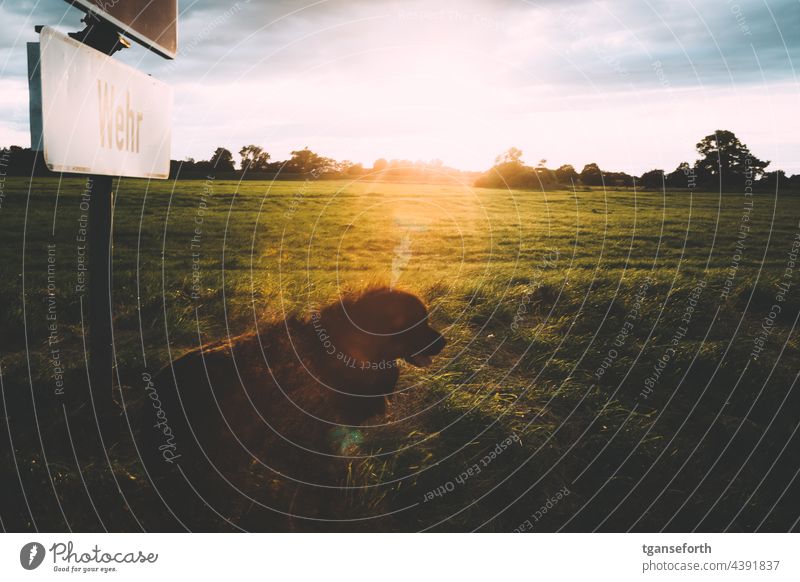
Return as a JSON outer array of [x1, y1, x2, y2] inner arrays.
[[0, 144, 462, 181], [1, 130, 797, 190], [173, 146, 365, 177], [475, 130, 796, 191], [171, 147, 465, 180]]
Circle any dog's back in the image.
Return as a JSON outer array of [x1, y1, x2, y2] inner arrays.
[[138, 319, 367, 530]]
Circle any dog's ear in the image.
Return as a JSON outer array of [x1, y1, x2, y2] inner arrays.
[[348, 288, 393, 332], [317, 297, 378, 363]]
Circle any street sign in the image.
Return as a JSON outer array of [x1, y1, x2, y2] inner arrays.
[[66, 0, 177, 59], [36, 26, 172, 179], [27, 7, 178, 427]]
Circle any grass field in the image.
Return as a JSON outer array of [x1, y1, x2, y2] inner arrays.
[[1, 175, 799, 531]]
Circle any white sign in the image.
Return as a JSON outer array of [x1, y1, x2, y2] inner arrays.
[[38, 27, 172, 179]]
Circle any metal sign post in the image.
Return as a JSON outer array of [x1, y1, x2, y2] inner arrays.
[[84, 24, 122, 411], [89, 173, 113, 414]]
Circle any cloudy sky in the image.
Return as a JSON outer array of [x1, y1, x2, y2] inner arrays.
[[1, 0, 798, 174]]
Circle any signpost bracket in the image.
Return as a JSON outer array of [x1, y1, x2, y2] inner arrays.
[[67, 12, 130, 56]]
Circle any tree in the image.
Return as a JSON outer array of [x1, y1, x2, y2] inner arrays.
[[639, 169, 665, 190], [194, 147, 235, 173], [555, 164, 578, 184], [495, 147, 523, 166], [286, 147, 333, 175], [239, 145, 271, 171], [373, 158, 388, 172], [535, 159, 556, 185], [344, 162, 365, 176], [604, 171, 634, 188], [210, 147, 235, 171], [759, 170, 790, 190], [694, 130, 769, 188], [579, 163, 604, 186], [474, 148, 539, 188], [665, 162, 695, 189], [0, 145, 50, 176]]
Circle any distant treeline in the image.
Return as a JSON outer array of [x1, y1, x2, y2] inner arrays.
[[0, 144, 469, 182], [475, 130, 799, 191], [2, 130, 797, 190], [168, 147, 472, 182]]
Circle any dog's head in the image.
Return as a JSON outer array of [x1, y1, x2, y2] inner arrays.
[[320, 287, 446, 368]]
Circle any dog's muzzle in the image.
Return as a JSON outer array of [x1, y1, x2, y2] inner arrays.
[[405, 332, 446, 367]]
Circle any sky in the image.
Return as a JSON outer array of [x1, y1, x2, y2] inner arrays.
[[1, 0, 799, 175]]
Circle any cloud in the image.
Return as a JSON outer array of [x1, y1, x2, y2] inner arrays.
[[0, 0, 797, 174]]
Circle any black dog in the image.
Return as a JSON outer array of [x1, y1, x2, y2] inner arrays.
[[138, 287, 445, 530]]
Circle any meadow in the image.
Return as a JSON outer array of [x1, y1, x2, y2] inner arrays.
[[1, 174, 799, 532]]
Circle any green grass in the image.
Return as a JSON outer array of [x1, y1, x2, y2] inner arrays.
[[1, 175, 799, 531]]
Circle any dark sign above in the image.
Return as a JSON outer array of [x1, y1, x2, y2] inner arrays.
[[66, 0, 177, 59]]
